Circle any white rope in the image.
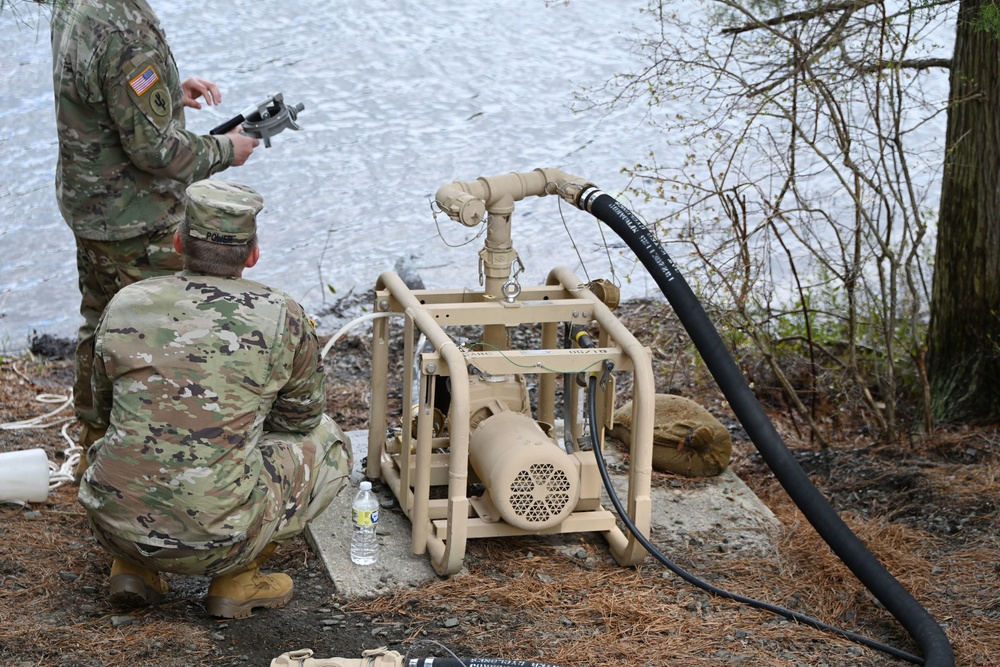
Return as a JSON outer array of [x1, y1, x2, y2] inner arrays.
[[0, 391, 75, 430], [1, 389, 81, 493], [320, 311, 400, 360], [50, 422, 82, 489]]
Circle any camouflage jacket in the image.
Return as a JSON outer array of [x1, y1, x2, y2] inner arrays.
[[78, 272, 325, 549], [51, 0, 235, 241]]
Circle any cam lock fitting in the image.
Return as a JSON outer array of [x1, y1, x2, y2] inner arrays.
[[570, 325, 596, 350]]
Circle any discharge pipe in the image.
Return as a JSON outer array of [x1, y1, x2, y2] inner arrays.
[[435, 168, 589, 226], [572, 184, 954, 666], [436, 169, 590, 349]]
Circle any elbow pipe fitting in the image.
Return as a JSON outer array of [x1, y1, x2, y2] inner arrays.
[[435, 168, 593, 226]]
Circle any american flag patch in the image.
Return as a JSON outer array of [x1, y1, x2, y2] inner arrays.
[[128, 66, 158, 96]]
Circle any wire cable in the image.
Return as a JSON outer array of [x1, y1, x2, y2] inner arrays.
[[584, 375, 923, 664]]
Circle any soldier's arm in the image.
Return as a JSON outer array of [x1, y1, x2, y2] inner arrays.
[[100, 33, 235, 184], [264, 301, 325, 435]]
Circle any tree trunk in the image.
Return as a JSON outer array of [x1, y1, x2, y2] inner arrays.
[[929, 0, 1000, 422]]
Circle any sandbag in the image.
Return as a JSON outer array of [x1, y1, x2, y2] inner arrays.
[[607, 393, 732, 477]]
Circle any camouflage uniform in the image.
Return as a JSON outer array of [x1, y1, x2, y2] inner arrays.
[[78, 181, 351, 578], [51, 0, 236, 428]]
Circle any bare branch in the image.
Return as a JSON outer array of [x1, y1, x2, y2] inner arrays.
[[747, 8, 855, 97], [859, 57, 951, 72], [721, 0, 879, 36]]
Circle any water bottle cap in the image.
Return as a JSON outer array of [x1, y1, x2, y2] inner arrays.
[[359, 481, 372, 491]]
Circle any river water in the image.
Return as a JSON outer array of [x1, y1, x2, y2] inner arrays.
[[0, 0, 661, 350], [1, 1, 952, 354]]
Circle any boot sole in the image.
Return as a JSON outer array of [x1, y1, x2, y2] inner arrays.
[[205, 588, 294, 619], [109, 573, 166, 606]]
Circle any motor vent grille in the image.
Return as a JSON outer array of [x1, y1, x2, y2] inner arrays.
[[507, 463, 572, 523]]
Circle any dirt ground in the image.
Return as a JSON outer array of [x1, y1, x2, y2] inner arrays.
[[1, 299, 998, 667]]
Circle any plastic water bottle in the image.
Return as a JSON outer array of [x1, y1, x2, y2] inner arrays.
[[350, 481, 379, 565]]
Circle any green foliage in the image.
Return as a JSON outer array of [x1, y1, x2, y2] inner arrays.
[[708, 271, 930, 428], [972, 0, 1000, 38]]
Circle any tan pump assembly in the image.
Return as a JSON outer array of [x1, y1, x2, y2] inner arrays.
[[366, 168, 655, 575]]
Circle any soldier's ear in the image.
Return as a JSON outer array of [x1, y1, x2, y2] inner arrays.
[[173, 230, 183, 255], [246, 246, 260, 269]]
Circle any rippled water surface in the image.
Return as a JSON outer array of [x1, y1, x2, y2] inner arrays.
[[1, 0, 660, 349], [2, 0, 953, 355]]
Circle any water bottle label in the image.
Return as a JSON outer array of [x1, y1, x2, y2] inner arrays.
[[353, 508, 379, 526]]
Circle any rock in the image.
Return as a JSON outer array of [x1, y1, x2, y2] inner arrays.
[[29, 332, 76, 360], [393, 256, 425, 290]]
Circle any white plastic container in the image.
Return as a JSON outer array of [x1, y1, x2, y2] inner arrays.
[[350, 481, 379, 565], [0, 448, 50, 503]]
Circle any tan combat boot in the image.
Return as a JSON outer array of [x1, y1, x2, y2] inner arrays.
[[109, 558, 168, 606], [205, 555, 293, 619]]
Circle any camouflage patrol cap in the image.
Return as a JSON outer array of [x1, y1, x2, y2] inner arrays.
[[185, 180, 264, 245]]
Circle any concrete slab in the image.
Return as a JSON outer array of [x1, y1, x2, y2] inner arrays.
[[305, 431, 439, 599], [306, 430, 780, 598], [621, 466, 781, 558]]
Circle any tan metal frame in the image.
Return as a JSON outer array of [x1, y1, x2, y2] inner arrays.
[[365, 168, 655, 575], [367, 267, 655, 575]]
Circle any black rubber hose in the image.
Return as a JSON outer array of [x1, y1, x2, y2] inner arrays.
[[576, 187, 954, 667]]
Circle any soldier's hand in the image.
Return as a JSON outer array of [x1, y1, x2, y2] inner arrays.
[[226, 127, 260, 167], [181, 77, 222, 109]]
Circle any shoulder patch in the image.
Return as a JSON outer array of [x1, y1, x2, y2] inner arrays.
[[128, 66, 159, 96], [148, 88, 171, 117]]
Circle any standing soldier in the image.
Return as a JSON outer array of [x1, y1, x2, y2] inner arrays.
[[50, 0, 260, 472], [78, 180, 351, 618]]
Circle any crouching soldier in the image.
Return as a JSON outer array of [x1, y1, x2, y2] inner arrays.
[[78, 180, 351, 618]]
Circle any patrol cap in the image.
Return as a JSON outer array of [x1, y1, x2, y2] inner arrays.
[[185, 179, 264, 245]]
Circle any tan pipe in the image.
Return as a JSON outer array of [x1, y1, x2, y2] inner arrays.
[[270, 648, 405, 667], [435, 167, 593, 226], [436, 168, 595, 347]]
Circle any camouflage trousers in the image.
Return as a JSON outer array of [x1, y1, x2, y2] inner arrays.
[[89, 415, 353, 578], [73, 228, 182, 428]]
